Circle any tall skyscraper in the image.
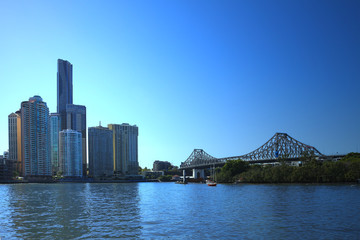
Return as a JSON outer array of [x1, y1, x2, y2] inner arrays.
[[59, 129, 82, 177], [88, 126, 113, 178], [8, 111, 22, 175], [66, 104, 87, 176], [108, 123, 139, 176], [57, 59, 73, 131], [21, 96, 51, 177], [50, 113, 61, 175]]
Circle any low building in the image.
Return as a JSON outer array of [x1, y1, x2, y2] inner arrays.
[[153, 160, 172, 171], [0, 155, 15, 181]]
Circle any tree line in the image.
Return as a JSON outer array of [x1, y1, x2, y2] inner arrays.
[[216, 152, 360, 183]]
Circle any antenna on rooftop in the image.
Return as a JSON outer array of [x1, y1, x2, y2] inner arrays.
[[99, 121, 101, 127]]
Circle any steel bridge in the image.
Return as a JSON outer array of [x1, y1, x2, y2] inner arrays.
[[180, 132, 325, 170]]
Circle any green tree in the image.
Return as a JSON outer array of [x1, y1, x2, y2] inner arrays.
[[158, 175, 172, 182], [217, 159, 249, 183], [340, 152, 360, 163]]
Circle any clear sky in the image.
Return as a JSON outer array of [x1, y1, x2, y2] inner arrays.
[[0, 0, 359, 168]]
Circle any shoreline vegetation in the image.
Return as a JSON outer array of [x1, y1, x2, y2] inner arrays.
[[217, 152, 360, 184]]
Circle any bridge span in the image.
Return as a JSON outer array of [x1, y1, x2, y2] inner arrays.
[[179, 133, 343, 178]]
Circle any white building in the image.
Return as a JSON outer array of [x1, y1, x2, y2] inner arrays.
[[59, 129, 82, 177]]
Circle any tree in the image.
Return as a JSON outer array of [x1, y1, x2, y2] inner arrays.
[[217, 159, 249, 183], [340, 152, 360, 163], [158, 175, 172, 182]]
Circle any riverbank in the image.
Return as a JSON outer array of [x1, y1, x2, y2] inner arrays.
[[217, 152, 360, 184]]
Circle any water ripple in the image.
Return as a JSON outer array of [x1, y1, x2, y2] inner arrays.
[[0, 183, 359, 239]]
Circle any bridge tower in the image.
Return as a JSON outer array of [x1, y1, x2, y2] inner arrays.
[[192, 169, 205, 179]]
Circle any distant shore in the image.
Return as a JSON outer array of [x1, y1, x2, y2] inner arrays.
[[0, 178, 149, 184]]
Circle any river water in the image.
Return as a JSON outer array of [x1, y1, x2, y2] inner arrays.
[[0, 183, 359, 239]]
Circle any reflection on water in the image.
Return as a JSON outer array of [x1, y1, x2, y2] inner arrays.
[[1, 183, 141, 239], [0, 183, 360, 239]]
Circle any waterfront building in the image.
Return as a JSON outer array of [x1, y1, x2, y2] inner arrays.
[[0, 153, 15, 181], [21, 96, 51, 177], [88, 126, 113, 178], [57, 59, 73, 131], [50, 113, 61, 175], [59, 129, 82, 177], [108, 123, 139, 176], [8, 113, 20, 162], [0, 151, 16, 181], [153, 160, 172, 171], [8, 113, 21, 172], [66, 104, 87, 176]]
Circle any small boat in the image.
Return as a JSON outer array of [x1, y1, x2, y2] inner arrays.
[[206, 180, 217, 186], [175, 180, 188, 184], [207, 164, 217, 186]]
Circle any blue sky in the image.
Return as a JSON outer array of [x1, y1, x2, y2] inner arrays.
[[0, 0, 359, 168]]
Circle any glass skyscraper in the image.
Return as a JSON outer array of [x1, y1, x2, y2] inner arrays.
[[88, 126, 113, 178], [50, 113, 61, 175], [108, 123, 139, 176], [21, 96, 51, 177], [57, 59, 73, 131], [59, 129, 82, 177], [66, 104, 87, 176]]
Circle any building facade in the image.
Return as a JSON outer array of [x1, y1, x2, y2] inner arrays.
[[21, 96, 51, 177], [50, 113, 61, 175], [59, 129, 82, 177], [8, 111, 22, 175], [153, 160, 172, 171], [66, 104, 87, 176], [57, 59, 73, 131], [108, 123, 138, 176], [88, 126, 113, 178], [0, 153, 14, 181]]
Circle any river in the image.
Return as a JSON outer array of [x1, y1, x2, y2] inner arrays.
[[0, 183, 359, 239]]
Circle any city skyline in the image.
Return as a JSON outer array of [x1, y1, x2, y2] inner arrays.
[[1, 0, 360, 168]]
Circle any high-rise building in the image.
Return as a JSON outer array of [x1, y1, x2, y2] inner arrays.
[[50, 113, 61, 175], [59, 129, 82, 177], [108, 123, 139, 176], [88, 126, 113, 178], [57, 59, 73, 131], [66, 104, 87, 176], [21, 96, 51, 177], [8, 111, 22, 175]]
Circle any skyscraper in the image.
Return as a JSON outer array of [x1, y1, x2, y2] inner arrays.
[[50, 113, 61, 175], [21, 96, 51, 177], [66, 104, 87, 176], [108, 123, 139, 176], [8, 111, 22, 175], [57, 59, 73, 131], [59, 129, 82, 177], [88, 126, 113, 178]]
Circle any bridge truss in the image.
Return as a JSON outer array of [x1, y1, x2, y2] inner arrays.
[[180, 133, 323, 169]]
